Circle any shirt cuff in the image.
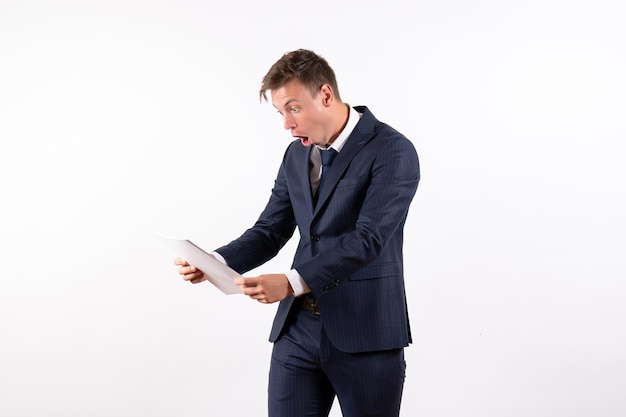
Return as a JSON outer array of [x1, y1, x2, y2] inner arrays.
[[285, 269, 310, 297], [212, 253, 308, 296], [210, 251, 227, 265]]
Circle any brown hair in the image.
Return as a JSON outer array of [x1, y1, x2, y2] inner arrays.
[[259, 49, 341, 102]]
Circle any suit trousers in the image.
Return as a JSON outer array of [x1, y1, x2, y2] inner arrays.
[[268, 303, 406, 417]]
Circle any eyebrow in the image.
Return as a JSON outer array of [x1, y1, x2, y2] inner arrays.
[[281, 99, 298, 108], [272, 98, 299, 111]]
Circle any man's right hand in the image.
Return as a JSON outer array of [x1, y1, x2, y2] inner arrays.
[[174, 257, 206, 284]]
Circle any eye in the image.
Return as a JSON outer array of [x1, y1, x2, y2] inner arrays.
[[290, 106, 299, 113]]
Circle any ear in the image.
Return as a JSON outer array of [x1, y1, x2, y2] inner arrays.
[[319, 84, 334, 107]]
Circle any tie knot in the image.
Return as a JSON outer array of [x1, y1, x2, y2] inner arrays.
[[320, 148, 338, 167]]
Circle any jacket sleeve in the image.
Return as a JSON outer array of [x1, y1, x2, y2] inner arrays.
[[214, 148, 298, 274]]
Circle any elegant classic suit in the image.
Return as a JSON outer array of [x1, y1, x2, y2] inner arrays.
[[216, 106, 419, 416]]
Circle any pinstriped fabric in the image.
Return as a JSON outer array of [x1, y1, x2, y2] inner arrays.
[[269, 307, 406, 417], [216, 105, 420, 354]]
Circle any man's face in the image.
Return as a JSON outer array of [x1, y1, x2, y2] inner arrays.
[[271, 79, 332, 147]]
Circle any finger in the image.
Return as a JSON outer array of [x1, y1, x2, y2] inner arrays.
[[249, 293, 266, 301], [183, 272, 204, 282], [190, 276, 205, 284], [178, 265, 197, 275], [235, 277, 256, 286], [241, 286, 260, 296], [174, 257, 189, 266]]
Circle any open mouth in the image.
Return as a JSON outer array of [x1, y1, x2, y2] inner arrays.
[[297, 136, 312, 147]]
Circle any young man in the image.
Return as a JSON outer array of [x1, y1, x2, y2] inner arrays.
[[176, 49, 420, 417]]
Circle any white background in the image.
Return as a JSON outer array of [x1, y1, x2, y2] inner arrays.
[[1, 1, 625, 416]]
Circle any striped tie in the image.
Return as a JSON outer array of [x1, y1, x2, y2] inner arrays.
[[315, 148, 338, 204]]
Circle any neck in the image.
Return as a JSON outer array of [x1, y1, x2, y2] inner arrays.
[[326, 103, 350, 146]]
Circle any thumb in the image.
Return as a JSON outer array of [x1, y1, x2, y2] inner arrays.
[[234, 277, 248, 286]]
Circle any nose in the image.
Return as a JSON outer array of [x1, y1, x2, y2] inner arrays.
[[283, 113, 296, 130]]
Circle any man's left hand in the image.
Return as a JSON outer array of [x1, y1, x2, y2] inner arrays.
[[235, 274, 293, 304]]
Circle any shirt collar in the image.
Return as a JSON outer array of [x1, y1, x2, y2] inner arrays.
[[317, 105, 361, 153]]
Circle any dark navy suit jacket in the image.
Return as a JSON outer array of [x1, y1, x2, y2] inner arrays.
[[216, 106, 420, 353]]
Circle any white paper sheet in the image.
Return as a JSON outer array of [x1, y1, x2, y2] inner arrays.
[[157, 233, 242, 295]]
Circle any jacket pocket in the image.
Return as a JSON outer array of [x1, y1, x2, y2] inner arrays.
[[336, 178, 358, 188], [348, 263, 399, 281]]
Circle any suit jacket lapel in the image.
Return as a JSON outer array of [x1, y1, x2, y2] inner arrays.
[[313, 110, 376, 216], [301, 145, 316, 211]]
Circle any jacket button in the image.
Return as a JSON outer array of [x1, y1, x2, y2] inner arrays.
[[311, 235, 320, 241]]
